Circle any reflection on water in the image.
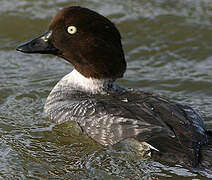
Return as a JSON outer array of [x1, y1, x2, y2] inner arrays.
[[0, 0, 212, 179]]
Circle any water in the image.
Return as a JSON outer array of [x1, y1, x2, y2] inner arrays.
[[0, 0, 212, 179]]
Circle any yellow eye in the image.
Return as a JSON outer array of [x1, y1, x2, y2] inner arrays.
[[67, 26, 77, 34]]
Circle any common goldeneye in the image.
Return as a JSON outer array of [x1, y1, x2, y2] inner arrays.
[[17, 6, 212, 170]]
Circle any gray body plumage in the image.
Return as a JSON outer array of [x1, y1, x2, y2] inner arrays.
[[44, 71, 208, 167]]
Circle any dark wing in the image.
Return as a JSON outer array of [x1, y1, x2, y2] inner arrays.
[[139, 94, 208, 166], [45, 89, 208, 166]]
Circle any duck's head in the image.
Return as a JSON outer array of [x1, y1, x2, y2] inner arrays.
[[17, 6, 126, 80]]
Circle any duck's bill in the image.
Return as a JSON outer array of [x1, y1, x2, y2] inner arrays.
[[16, 30, 58, 55]]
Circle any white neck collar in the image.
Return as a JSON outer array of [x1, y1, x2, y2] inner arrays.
[[56, 69, 124, 94]]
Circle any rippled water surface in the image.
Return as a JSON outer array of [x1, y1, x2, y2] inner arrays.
[[0, 0, 212, 179]]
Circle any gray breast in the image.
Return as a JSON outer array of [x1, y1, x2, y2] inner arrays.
[[44, 85, 97, 123]]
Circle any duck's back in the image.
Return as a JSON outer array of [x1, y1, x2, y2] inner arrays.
[[44, 86, 209, 167]]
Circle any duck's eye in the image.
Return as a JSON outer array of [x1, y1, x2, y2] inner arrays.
[[67, 26, 77, 34]]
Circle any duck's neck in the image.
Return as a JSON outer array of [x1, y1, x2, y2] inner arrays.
[[56, 69, 125, 94]]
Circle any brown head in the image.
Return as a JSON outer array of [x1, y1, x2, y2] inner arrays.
[[17, 6, 126, 79]]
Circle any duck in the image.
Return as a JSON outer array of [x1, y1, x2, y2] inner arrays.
[[16, 6, 212, 170]]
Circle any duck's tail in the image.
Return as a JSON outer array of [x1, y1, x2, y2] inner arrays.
[[200, 130, 212, 171]]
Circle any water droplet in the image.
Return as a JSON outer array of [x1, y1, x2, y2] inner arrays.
[[122, 98, 128, 102]]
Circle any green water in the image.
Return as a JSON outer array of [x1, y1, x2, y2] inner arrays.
[[0, 0, 212, 179]]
